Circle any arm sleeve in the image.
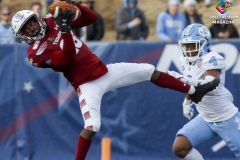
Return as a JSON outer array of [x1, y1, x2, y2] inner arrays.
[[71, 4, 97, 28]]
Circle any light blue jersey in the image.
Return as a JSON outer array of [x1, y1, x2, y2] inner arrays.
[[156, 11, 187, 41], [179, 51, 238, 122]]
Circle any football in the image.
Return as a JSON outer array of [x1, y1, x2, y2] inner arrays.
[[48, 1, 81, 20]]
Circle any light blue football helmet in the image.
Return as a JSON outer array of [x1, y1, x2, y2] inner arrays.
[[178, 23, 212, 62]]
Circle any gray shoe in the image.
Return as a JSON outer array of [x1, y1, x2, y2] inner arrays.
[[190, 78, 220, 104]]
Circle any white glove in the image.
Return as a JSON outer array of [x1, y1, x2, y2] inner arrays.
[[182, 98, 194, 120], [167, 70, 184, 79]]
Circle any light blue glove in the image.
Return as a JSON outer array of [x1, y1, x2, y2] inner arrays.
[[167, 70, 184, 79], [182, 98, 194, 120]]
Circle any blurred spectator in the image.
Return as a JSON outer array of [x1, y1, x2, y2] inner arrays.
[[195, 0, 212, 7], [0, 6, 16, 44], [41, 0, 52, 16], [73, 0, 104, 41], [205, 0, 212, 7], [156, 0, 187, 42], [30, 2, 43, 17], [209, 12, 239, 39], [115, 0, 149, 41], [183, 0, 203, 25]]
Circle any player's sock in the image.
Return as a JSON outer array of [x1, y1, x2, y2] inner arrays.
[[183, 148, 204, 160], [75, 135, 92, 160], [154, 72, 195, 94]]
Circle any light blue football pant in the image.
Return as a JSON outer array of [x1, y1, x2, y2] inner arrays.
[[177, 112, 240, 159]]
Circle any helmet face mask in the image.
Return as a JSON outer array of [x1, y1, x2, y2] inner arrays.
[[178, 23, 211, 63], [181, 42, 200, 61], [11, 10, 47, 44]]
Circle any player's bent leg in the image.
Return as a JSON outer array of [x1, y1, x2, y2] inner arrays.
[[102, 63, 155, 92], [80, 128, 97, 140], [151, 70, 192, 93], [173, 137, 205, 160], [173, 136, 204, 160], [75, 114, 101, 160], [114, 63, 155, 87], [211, 112, 240, 159], [76, 83, 103, 160], [76, 130, 95, 160], [172, 136, 192, 158], [182, 148, 204, 160], [174, 116, 216, 159], [151, 70, 220, 103]]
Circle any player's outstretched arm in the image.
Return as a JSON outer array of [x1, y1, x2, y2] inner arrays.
[[71, 1, 97, 28], [51, 8, 76, 66]]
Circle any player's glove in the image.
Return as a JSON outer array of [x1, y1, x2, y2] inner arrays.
[[54, 8, 73, 33], [182, 97, 194, 120], [60, 0, 77, 5], [167, 70, 184, 79]]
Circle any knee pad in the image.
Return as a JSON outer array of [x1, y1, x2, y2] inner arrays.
[[84, 118, 101, 132]]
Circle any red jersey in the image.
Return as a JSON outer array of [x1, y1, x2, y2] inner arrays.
[[27, 5, 108, 90]]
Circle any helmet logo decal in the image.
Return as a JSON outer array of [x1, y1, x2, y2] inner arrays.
[[198, 27, 210, 38], [184, 24, 194, 35], [13, 12, 24, 22]]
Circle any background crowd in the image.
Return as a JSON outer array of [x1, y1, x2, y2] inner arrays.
[[0, 0, 239, 44]]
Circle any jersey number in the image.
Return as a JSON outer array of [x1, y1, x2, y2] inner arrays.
[[209, 56, 218, 66], [60, 32, 82, 54]]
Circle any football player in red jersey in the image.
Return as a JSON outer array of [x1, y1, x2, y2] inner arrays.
[[11, 0, 220, 159]]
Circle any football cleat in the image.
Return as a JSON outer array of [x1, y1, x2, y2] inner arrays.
[[190, 78, 220, 104]]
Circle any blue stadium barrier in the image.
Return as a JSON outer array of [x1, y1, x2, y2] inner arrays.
[[0, 41, 240, 160]]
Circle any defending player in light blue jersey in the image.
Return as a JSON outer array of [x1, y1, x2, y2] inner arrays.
[[168, 23, 240, 160]]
